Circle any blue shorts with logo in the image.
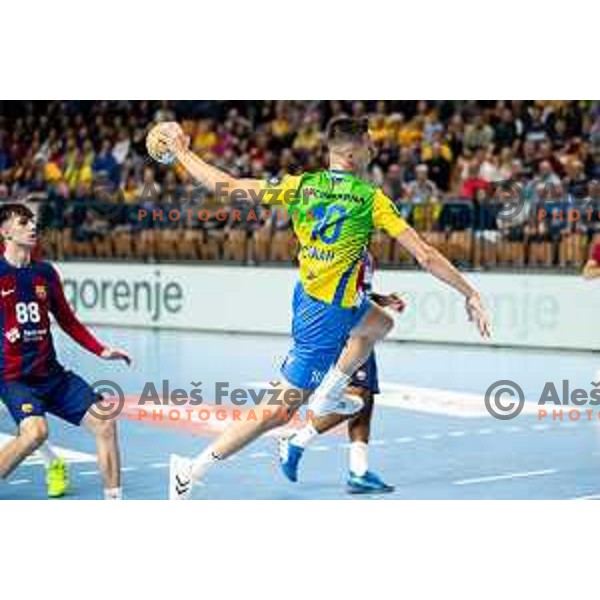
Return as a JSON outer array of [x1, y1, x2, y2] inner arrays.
[[0, 368, 99, 426], [281, 283, 373, 390], [349, 353, 380, 394]]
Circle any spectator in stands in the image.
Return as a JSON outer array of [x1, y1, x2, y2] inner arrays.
[[537, 140, 564, 177], [532, 161, 561, 201], [464, 113, 494, 151], [193, 119, 218, 156], [1, 100, 599, 267], [112, 128, 131, 165], [493, 107, 518, 149], [406, 164, 438, 204], [479, 148, 502, 184], [406, 165, 441, 231], [563, 159, 589, 202], [424, 140, 452, 192], [382, 164, 405, 203], [459, 159, 489, 199], [93, 139, 120, 187], [64, 151, 93, 192]]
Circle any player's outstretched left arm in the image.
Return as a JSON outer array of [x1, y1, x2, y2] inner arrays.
[[397, 227, 491, 338], [49, 267, 132, 366], [370, 291, 406, 313]]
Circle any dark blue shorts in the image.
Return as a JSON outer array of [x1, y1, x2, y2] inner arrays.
[[349, 353, 379, 394], [0, 369, 99, 426], [281, 283, 373, 390]]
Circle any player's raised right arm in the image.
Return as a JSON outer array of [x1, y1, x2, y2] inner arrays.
[[156, 122, 263, 202]]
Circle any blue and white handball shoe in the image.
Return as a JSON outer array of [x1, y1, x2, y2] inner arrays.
[[278, 436, 305, 482], [347, 470, 395, 494]]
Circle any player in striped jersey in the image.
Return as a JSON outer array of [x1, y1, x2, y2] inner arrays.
[[0, 203, 132, 499]]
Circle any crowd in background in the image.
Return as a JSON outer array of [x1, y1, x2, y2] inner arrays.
[[1, 100, 600, 265]]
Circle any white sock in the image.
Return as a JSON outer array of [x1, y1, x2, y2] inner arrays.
[[38, 443, 58, 466], [314, 367, 350, 400], [191, 448, 222, 482], [104, 487, 122, 500], [349, 441, 369, 476], [291, 424, 319, 448]]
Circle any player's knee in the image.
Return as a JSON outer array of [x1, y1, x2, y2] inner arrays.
[[93, 417, 117, 440], [20, 418, 48, 448]]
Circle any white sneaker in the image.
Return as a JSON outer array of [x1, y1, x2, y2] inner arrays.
[[310, 393, 364, 417], [169, 454, 193, 500]]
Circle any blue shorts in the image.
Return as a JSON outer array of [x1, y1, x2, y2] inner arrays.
[[349, 353, 379, 394], [281, 283, 373, 390], [0, 369, 99, 426]]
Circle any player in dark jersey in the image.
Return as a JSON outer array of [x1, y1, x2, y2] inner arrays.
[[278, 252, 405, 493], [0, 203, 132, 499]]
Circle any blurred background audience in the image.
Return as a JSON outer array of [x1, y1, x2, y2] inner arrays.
[[1, 100, 599, 269]]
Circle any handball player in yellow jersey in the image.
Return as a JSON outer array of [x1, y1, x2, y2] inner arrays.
[[149, 116, 491, 499]]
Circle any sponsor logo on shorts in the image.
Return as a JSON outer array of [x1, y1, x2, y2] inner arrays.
[[21, 403, 34, 414], [355, 369, 367, 382], [309, 369, 325, 387]]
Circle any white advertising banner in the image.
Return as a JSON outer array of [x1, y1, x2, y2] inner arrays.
[[56, 262, 599, 351]]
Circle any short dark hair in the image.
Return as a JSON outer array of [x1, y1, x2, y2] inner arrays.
[[326, 116, 370, 147], [0, 203, 34, 227]]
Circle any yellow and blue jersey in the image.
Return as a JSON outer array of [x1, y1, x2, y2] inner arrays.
[[260, 169, 408, 308]]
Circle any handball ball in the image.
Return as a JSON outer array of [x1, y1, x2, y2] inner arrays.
[[146, 122, 182, 165]]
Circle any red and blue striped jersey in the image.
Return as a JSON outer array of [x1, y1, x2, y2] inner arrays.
[[0, 258, 104, 381]]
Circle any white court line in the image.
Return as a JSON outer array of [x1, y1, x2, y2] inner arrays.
[[478, 428, 494, 435], [310, 446, 330, 452], [248, 451, 270, 458], [394, 436, 414, 444], [149, 463, 168, 469], [121, 467, 137, 473], [79, 470, 99, 476], [246, 381, 538, 418], [422, 433, 440, 440], [453, 469, 557, 486], [8, 479, 30, 485], [369, 440, 386, 446], [448, 431, 465, 437], [531, 423, 549, 431], [573, 493, 600, 500], [0, 433, 96, 465]]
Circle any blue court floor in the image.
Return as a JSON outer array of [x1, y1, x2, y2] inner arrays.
[[1, 326, 599, 500]]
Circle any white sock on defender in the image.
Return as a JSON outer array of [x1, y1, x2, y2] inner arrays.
[[104, 487, 122, 500], [349, 441, 369, 476], [291, 423, 319, 448], [38, 443, 58, 466], [191, 448, 222, 482]]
